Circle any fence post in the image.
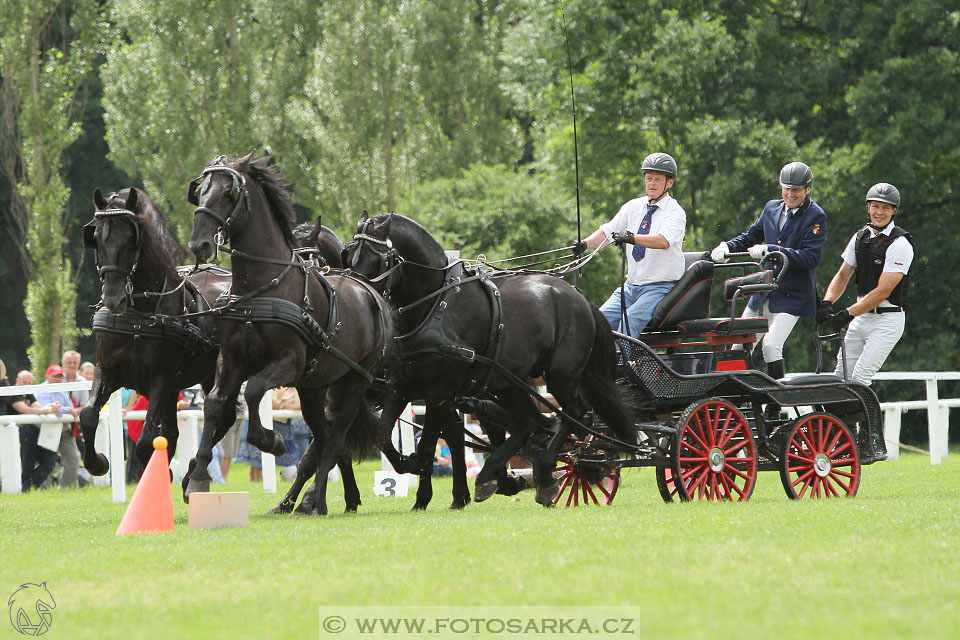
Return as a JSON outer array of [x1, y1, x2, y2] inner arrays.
[[108, 389, 126, 503], [259, 394, 277, 494], [882, 407, 902, 461], [0, 423, 22, 494], [926, 378, 946, 464]]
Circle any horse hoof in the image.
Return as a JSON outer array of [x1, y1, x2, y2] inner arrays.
[[184, 478, 211, 503], [271, 433, 286, 457], [449, 500, 469, 510], [535, 482, 560, 507], [412, 502, 429, 511], [86, 453, 110, 477], [474, 479, 498, 503], [344, 504, 359, 514], [267, 501, 295, 515]]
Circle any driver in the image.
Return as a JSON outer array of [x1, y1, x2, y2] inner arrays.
[[817, 183, 913, 385], [710, 162, 827, 379], [575, 152, 687, 336]]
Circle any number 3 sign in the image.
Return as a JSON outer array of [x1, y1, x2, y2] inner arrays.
[[374, 470, 409, 498]]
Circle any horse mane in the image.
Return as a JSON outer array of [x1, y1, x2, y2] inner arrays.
[[232, 154, 296, 247], [110, 187, 184, 267], [368, 213, 447, 268]]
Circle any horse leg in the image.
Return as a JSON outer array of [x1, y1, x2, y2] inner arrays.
[[268, 440, 318, 515], [473, 389, 543, 502], [374, 389, 415, 473], [78, 372, 114, 476], [409, 405, 441, 511], [439, 407, 471, 510], [135, 388, 179, 468], [338, 452, 361, 513], [242, 363, 294, 457], [301, 378, 364, 516], [184, 366, 243, 502]]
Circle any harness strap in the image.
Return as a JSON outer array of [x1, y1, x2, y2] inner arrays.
[[92, 308, 217, 354]]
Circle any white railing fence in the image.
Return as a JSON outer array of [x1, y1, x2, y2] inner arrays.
[[1, 373, 956, 500]]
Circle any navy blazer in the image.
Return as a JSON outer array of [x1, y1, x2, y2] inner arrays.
[[726, 196, 827, 317]]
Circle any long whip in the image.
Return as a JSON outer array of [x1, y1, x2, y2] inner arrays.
[[560, 0, 582, 289]]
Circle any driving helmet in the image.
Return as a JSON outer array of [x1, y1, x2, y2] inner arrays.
[[641, 153, 678, 179], [865, 182, 900, 208], [779, 162, 813, 189]]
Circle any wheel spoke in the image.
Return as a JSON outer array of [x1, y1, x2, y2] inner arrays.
[[583, 480, 598, 505], [787, 451, 814, 464], [822, 476, 840, 497], [798, 425, 817, 452], [824, 426, 843, 453], [830, 441, 853, 459], [680, 437, 708, 457], [724, 438, 749, 456]]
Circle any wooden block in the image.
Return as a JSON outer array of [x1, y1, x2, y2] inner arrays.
[[188, 492, 250, 530]]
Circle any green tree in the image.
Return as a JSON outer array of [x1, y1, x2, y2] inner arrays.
[[0, 0, 108, 371]]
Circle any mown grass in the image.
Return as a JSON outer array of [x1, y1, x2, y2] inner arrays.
[[2, 452, 958, 639]]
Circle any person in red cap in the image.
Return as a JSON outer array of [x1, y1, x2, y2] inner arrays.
[[33, 363, 83, 488]]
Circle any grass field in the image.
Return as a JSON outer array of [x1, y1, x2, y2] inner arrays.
[[2, 452, 958, 639]]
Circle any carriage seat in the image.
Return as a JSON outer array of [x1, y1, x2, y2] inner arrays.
[[645, 252, 713, 330], [639, 251, 770, 348]]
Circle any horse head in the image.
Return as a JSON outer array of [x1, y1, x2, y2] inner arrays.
[[293, 216, 344, 268], [342, 211, 450, 308], [188, 152, 295, 263], [87, 187, 145, 314], [188, 154, 252, 262]]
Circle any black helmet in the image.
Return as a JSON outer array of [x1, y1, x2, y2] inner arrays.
[[641, 152, 677, 179], [779, 162, 813, 189], [865, 182, 900, 208]]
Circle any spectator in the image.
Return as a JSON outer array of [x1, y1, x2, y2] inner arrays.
[[6, 369, 61, 491], [59, 350, 89, 487], [272, 387, 311, 482], [79, 362, 95, 380], [33, 364, 82, 488]]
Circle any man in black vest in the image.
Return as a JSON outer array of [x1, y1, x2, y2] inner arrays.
[[817, 183, 913, 385]]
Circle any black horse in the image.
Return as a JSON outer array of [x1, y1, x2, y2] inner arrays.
[[270, 218, 377, 514], [187, 154, 394, 515], [343, 212, 637, 507], [80, 187, 231, 474]]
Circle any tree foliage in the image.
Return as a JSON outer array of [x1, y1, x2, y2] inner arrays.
[[0, 0, 108, 372]]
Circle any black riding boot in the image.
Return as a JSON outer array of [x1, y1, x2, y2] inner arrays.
[[766, 359, 785, 380], [764, 359, 785, 423]]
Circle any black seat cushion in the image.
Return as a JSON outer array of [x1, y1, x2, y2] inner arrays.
[[675, 317, 768, 334], [648, 259, 714, 329]]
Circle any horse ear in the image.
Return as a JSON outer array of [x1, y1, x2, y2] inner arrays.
[[359, 209, 369, 224], [93, 188, 107, 210], [237, 149, 256, 166], [125, 188, 138, 211]]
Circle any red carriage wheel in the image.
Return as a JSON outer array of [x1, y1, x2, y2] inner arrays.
[[779, 412, 861, 499], [552, 435, 620, 507], [674, 398, 757, 502], [655, 466, 679, 503]]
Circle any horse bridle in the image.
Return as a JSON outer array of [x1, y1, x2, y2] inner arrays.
[[83, 208, 142, 299], [189, 156, 250, 252], [343, 218, 404, 293]]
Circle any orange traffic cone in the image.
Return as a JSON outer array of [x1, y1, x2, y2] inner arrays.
[[116, 436, 175, 536]]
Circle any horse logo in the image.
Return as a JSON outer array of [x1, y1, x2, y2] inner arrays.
[[7, 583, 56, 636]]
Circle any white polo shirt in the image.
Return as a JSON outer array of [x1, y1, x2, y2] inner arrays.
[[599, 193, 686, 285], [840, 223, 914, 308]]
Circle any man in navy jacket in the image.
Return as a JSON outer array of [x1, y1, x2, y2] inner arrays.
[[711, 162, 827, 379]]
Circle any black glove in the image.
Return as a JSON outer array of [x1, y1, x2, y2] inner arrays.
[[815, 299, 834, 325], [827, 309, 853, 332], [612, 230, 634, 245], [571, 240, 587, 256]]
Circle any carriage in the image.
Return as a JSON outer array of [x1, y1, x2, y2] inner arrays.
[[85, 154, 885, 514], [537, 250, 887, 505]]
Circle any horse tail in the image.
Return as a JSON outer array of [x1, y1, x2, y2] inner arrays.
[[344, 403, 378, 461], [583, 304, 636, 441]]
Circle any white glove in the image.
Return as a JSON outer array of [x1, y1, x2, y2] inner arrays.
[[711, 242, 729, 263], [748, 244, 768, 260]]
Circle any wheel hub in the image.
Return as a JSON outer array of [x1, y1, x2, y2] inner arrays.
[[813, 453, 832, 477], [708, 447, 725, 472]]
